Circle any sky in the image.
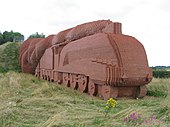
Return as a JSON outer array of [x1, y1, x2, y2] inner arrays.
[[0, 0, 170, 66]]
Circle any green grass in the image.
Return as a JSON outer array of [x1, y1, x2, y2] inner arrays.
[[0, 42, 21, 73], [166, 68, 170, 71], [0, 71, 169, 127], [147, 78, 170, 98], [0, 42, 13, 57]]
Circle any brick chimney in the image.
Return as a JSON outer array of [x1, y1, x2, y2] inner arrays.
[[102, 22, 122, 34]]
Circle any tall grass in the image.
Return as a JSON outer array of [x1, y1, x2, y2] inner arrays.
[[0, 71, 169, 127], [0, 71, 105, 126], [147, 78, 170, 98]]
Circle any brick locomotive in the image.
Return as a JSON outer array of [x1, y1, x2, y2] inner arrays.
[[19, 20, 152, 100]]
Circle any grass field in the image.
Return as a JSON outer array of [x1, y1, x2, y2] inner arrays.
[[0, 42, 12, 51], [166, 68, 170, 71], [0, 42, 10, 66], [0, 71, 169, 127]]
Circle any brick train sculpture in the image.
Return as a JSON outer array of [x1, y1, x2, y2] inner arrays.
[[19, 20, 152, 100]]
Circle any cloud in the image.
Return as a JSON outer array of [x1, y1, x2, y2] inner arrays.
[[159, 0, 170, 12], [0, 0, 170, 66]]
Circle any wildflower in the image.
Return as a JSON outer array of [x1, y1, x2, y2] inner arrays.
[[123, 112, 161, 126], [105, 106, 109, 109], [106, 98, 117, 108], [151, 115, 156, 120], [104, 98, 117, 117], [130, 112, 137, 120], [124, 117, 129, 123]]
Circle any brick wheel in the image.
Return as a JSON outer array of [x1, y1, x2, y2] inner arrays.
[[101, 86, 118, 100], [62, 73, 69, 87], [136, 85, 147, 98], [88, 80, 97, 96], [70, 74, 78, 90], [78, 75, 88, 92]]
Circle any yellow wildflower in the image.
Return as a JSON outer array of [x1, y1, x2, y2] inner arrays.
[[105, 106, 109, 109]]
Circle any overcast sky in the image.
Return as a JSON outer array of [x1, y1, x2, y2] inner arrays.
[[0, 0, 170, 66]]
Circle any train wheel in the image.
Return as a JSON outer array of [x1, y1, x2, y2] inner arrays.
[[135, 85, 147, 98], [48, 76, 50, 81], [78, 75, 88, 92], [88, 80, 97, 96], [45, 76, 47, 80], [63, 73, 69, 87], [70, 74, 78, 90], [101, 86, 118, 100]]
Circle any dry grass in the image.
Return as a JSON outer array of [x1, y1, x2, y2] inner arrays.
[[0, 71, 169, 127]]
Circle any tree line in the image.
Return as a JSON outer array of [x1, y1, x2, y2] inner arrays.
[[0, 31, 24, 45], [0, 31, 45, 45], [151, 67, 170, 78], [28, 32, 45, 38]]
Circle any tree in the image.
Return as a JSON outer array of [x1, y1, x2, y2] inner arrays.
[[2, 31, 13, 43], [0, 31, 24, 45], [13, 32, 24, 42], [28, 32, 45, 38]]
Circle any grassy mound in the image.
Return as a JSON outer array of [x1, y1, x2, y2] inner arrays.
[[0, 42, 21, 73], [0, 71, 169, 127]]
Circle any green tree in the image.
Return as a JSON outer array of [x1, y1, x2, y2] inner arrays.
[[13, 32, 24, 42], [28, 32, 45, 38], [2, 31, 13, 43], [0, 31, 24, 45]]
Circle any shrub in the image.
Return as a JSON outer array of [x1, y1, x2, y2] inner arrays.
[[153, 70, 170, 78], [152, 67, 170, 78]]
